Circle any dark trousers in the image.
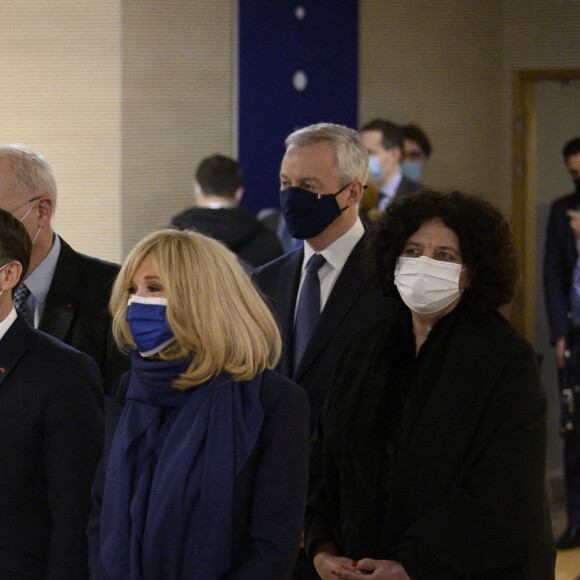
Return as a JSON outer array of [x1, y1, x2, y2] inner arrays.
[[560, 326, 580, 523], [565, 437, 580, 523]]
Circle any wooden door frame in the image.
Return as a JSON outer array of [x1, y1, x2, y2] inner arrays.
[[511, 69, 580, 342]]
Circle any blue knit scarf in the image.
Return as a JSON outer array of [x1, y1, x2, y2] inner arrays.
[[100, 351, 264, 579]]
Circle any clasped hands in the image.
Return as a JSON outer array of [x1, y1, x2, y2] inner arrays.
[[314, 553, 410, 579]]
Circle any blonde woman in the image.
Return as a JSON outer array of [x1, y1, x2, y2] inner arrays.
[[88, 229, 309, 580]]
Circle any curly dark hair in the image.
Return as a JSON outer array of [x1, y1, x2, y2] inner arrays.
[[365, 190, 518, 311]]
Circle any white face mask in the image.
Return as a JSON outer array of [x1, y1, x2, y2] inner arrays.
[[394, 255, 464, 314]]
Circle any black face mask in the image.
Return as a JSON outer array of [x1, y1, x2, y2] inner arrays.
[[575, 178, 580, 195], [279, 183, 350, 240]]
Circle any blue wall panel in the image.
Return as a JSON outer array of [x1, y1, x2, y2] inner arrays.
[[238, 1, 359, 213]]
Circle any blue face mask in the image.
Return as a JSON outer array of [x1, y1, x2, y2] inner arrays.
[[401, 159, 423, 183], [279, 183, 350, 240], [126, 296, 175, 357], [368, 155, 384, 183]]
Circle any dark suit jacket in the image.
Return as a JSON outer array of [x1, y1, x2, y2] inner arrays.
[[252, 236, 393, 432], [306, 303, 555, 579], [88, 369, 309, 580], [393, 174, 422, 203], [38, 236, 130, 393], [543, 191, 580, 344], [0, 315, 104, 579]]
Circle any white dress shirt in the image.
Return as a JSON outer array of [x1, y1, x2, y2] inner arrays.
[[377, 170, 403, 211], [0, 308, 17, 341], [295, 218, 365, 320], [21, 234, 61, 328]]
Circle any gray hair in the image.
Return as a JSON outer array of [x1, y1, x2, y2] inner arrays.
[[285, 123, 369, 186], [0, 144, 57, 209]]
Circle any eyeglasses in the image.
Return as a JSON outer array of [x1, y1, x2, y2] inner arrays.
[[1, 196, 42, 216]]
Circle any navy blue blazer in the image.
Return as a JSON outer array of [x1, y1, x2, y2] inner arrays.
[[252, 236, 393, 433], [0, 315, 104, 579], [543, 191, 580, 343], [88, 368, 309, 580], [39, 236, 130, 393]]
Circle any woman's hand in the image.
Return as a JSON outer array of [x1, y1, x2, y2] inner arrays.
[[332, 558, 410, 579], [313, 551, 354, 580]]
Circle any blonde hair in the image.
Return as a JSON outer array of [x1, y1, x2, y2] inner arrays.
[[111, 229, 281, 389], [285, 122, 369, 186]]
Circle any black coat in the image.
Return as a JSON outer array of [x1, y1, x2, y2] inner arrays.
[[252, 237, 393, 433], [0, 315, 104, 579], [171, 207, 283, 268], [39, 237, 130, 393], [306, 303, 555, 580], [88, 368, 310, 580]]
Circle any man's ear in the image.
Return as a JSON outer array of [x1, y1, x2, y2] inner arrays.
[[37, 197, 53, 227], [1, 261, 23, 293], [346, 181, 364, 206]]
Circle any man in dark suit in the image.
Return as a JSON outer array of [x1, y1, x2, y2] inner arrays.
[[361, 118, 421, 211], [0, 144, 129, 392], [544, 135, 580, 549], [0, 207, 103, 578], [252, 123, 392, 579]]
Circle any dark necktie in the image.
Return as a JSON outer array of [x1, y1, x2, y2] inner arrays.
[[293, 253, 326, 373], [13, 283, 31, 321]]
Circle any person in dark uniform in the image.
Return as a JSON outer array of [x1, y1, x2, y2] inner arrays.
[[543, 136, 580, 549]]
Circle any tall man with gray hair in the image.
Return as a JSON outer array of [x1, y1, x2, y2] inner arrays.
[[0, 144, 129, 392], [253, 123, 392, 579]]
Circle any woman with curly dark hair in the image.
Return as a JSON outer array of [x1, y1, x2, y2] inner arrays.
[[306, 190, 556, 580]]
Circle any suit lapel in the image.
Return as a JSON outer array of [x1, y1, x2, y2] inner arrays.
[[38, 237, 80, 341], [275, 250, 303, 377], [294, 239, 367, 381], [0, 317, 30, 388]]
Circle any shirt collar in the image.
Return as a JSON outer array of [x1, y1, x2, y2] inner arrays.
[[0, 308, 17, 342], [303, 218, 364, 272], [25, 234, 61, 305]]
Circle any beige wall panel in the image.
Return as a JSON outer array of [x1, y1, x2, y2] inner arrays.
[[0, 2, 122, 262], [360, 0, 504, 206], [500, 0, 580, 217], [121, 0, 235, 256]]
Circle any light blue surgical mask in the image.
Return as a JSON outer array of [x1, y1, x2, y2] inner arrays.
[[401, 160, 423, 183], [368, 155, 384, 183]]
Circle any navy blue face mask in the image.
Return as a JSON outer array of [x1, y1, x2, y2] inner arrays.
[[279, 182, 350, 240], [126, 296, 175, 358]]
